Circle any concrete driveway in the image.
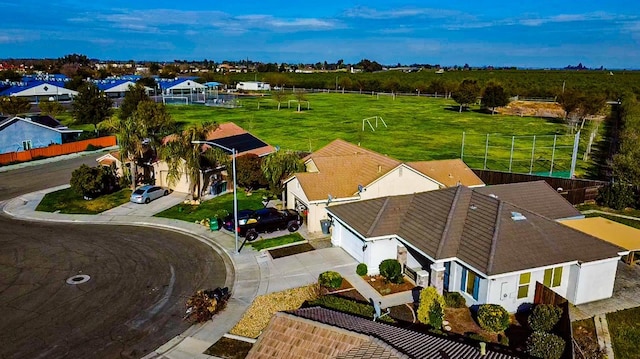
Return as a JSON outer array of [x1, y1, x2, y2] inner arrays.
[[101, 191, 188, 217]]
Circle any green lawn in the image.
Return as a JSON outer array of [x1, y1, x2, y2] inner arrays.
[[607, 307, 640, 359], [155, 189, 269, 222], [36, 187, 132, 214], [165, 93, 597, 176], [249, 232, 305, 251]]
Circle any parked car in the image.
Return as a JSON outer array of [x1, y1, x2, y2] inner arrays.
[[222, 207, 303, 241], [130, 185, 169, 204]]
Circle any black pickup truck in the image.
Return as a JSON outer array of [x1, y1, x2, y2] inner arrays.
[[222, 207, 303, 241]]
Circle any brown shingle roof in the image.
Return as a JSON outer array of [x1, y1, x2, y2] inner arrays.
[[475, 181, 581, 220], [289, 307, 519, 359], [328, 187, 623, 275], [407, 159, 485, 187], [246, 312, 401, 359]]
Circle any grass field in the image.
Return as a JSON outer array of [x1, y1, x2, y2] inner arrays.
[[36, 187, 132, 214], [607, 307, 640, 359], [155, 189, 268, 222], [164, 93, 595, 176]]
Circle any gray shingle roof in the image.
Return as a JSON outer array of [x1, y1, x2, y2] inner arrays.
[[327, 186, 624, 275], [290, 307, 520, 359]]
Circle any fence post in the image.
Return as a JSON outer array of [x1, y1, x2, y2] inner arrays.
[[483, 134, 490, 170], [509, 136, 515, 172], [570, 131, 580, 179], [461, 132, 465, 160], [530, 135, 536, 174], [549, 134, 557, 176]]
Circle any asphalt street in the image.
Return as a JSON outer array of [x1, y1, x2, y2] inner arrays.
[[0, 154, 227, 359]]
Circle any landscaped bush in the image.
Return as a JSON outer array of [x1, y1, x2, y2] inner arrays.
[[526, 332, 566, 359], [308, 295, 394, 323], [444, 292, 467, 308], [596, 181, 635, 210], [417, 287, 446, 327], [379, 259, 403, 284], [70, 164, 118, 198], [318, 271, 343, 289], [356, 263, 368, 276], [477, 304, 510, 333], [429, 301, 444, 329], [528, 304, 563, 332]]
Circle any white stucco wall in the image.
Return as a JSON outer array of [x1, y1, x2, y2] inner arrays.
[[570, 258, 619, 305], [359, 166, 441, 200], [331, 221, 364, 264], [153, 160, 192, 194], [365, 238, 401, 275]]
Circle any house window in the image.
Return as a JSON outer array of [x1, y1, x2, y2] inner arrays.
[[22, 140, 32, 151], [543, 267, 563, 288], [460, 267, 480, 300], [518, 272, 530, 299]]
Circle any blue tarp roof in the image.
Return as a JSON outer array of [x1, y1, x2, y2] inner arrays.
[[95, 79, 135, 91], [0, 81, 68, 96]]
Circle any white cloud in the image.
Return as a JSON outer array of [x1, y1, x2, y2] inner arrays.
[[344, 6, 460, 19]]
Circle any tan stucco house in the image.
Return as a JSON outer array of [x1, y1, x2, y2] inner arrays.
[[284, 139, 485, 233]]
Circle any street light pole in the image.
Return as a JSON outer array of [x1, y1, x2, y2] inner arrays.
[[192, 140, 239, 254]]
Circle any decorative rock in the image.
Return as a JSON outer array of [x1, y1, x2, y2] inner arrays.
[[444, 325, 452, 331], [442, 320, 449, 326]]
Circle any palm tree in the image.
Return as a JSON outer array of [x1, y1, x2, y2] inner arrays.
[[99, 112, 147, 188], [261, 150, 304, 195], [160, 122, 227, 199]]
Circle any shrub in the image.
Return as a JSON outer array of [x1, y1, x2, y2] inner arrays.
[[85, 144, 103, 151], [356, 263, 368, 276], [429, 301, 444, 329], [379, 259, 403, 284], [477, 304, 510, 333], [318, 271, 343, 289], [468, 333, 490, 342], [596, 182, 635, 210], [444, 292, 467, 308], [70, 164, 117, 198], [528, 304, 563, 332], [417, 287, 446, 327], [526, 332, 566, 359], [498, 334, 510, 347]]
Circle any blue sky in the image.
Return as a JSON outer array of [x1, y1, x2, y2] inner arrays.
[[1, 1, 639, 68]]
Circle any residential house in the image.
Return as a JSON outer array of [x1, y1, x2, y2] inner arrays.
[[247, 307, 519, 359], [285, 139, 484, 233], [154, 122, 276, 194], [326, 181, 627, 312], [96, 151, 123, 176], [0, 116, 82, 154]]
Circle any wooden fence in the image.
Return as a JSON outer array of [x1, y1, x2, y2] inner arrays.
[[534, 282, 575, 359], [472, 169, 606, 205], [0, 136, 116, 165]]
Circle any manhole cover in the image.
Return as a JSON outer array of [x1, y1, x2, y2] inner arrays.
[[66, 274, 90, 285]]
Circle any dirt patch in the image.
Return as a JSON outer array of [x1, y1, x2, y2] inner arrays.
[[331, 289, 368, 303], [572, 318, 605, 359], [204, 337, 253, 359], [389, 304, 416, 323], [363, 275, 416, 296], [444, 307, 499, 343], [501, 101, 565, 118], [322, 278, 354, 293], [268, 243, 315, 259]]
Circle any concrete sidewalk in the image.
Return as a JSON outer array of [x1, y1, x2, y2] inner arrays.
[[2, 187, 407, 359]]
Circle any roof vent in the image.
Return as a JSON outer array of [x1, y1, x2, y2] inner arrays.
[[489, 193, 498, 198], [511, 212, 526, 221], [470, 204, 477, 210], [378, 165, 382, 173]]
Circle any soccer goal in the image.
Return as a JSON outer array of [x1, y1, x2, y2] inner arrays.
[[162, 95, 189, 105], [362, 116, 388, 131]]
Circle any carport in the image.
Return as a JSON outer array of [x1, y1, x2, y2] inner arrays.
[[562, 217, 639, 265]]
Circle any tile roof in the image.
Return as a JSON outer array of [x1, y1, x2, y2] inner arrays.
[[246, 312, 401, 359], [294, 140, 482, 201], [288, 307, 519, 359], [327, 186, 624, 275], [475, 181, 582, 220], [407, 159, 485, 187]]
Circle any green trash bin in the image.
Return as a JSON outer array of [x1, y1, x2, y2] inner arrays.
[[209, 218, 220, 231]]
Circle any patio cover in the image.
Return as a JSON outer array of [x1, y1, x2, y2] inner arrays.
[[562, 217, 638, 263]]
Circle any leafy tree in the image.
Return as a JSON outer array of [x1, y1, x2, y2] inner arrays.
[[70, 164, 117, 198], [160, 122, 227, 199], [136, 77, 158, 91], [429, 301, 444, 330], [236, 153, 268, 191], [133, 101, 175, 144], [526, 332, 565, 359], [119, 83, 151, 122], [528, 304, 563, 332], [294, 91, 307, 112], [596, 182, 635, 210], [261, 150, 304, 195], [612, 95, 640, 186], [0, 96, 31, 116], [338, 76, 352, 91], [482, 83, 510, 114], [0, 69, 21, 82], [38, 99, 65, 117], [148, 63, 161, 75], [71, 82, 113, 133], [452, 79, 481, 112], [383, 78, 401, 94], [357, 59, 383, 72]]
